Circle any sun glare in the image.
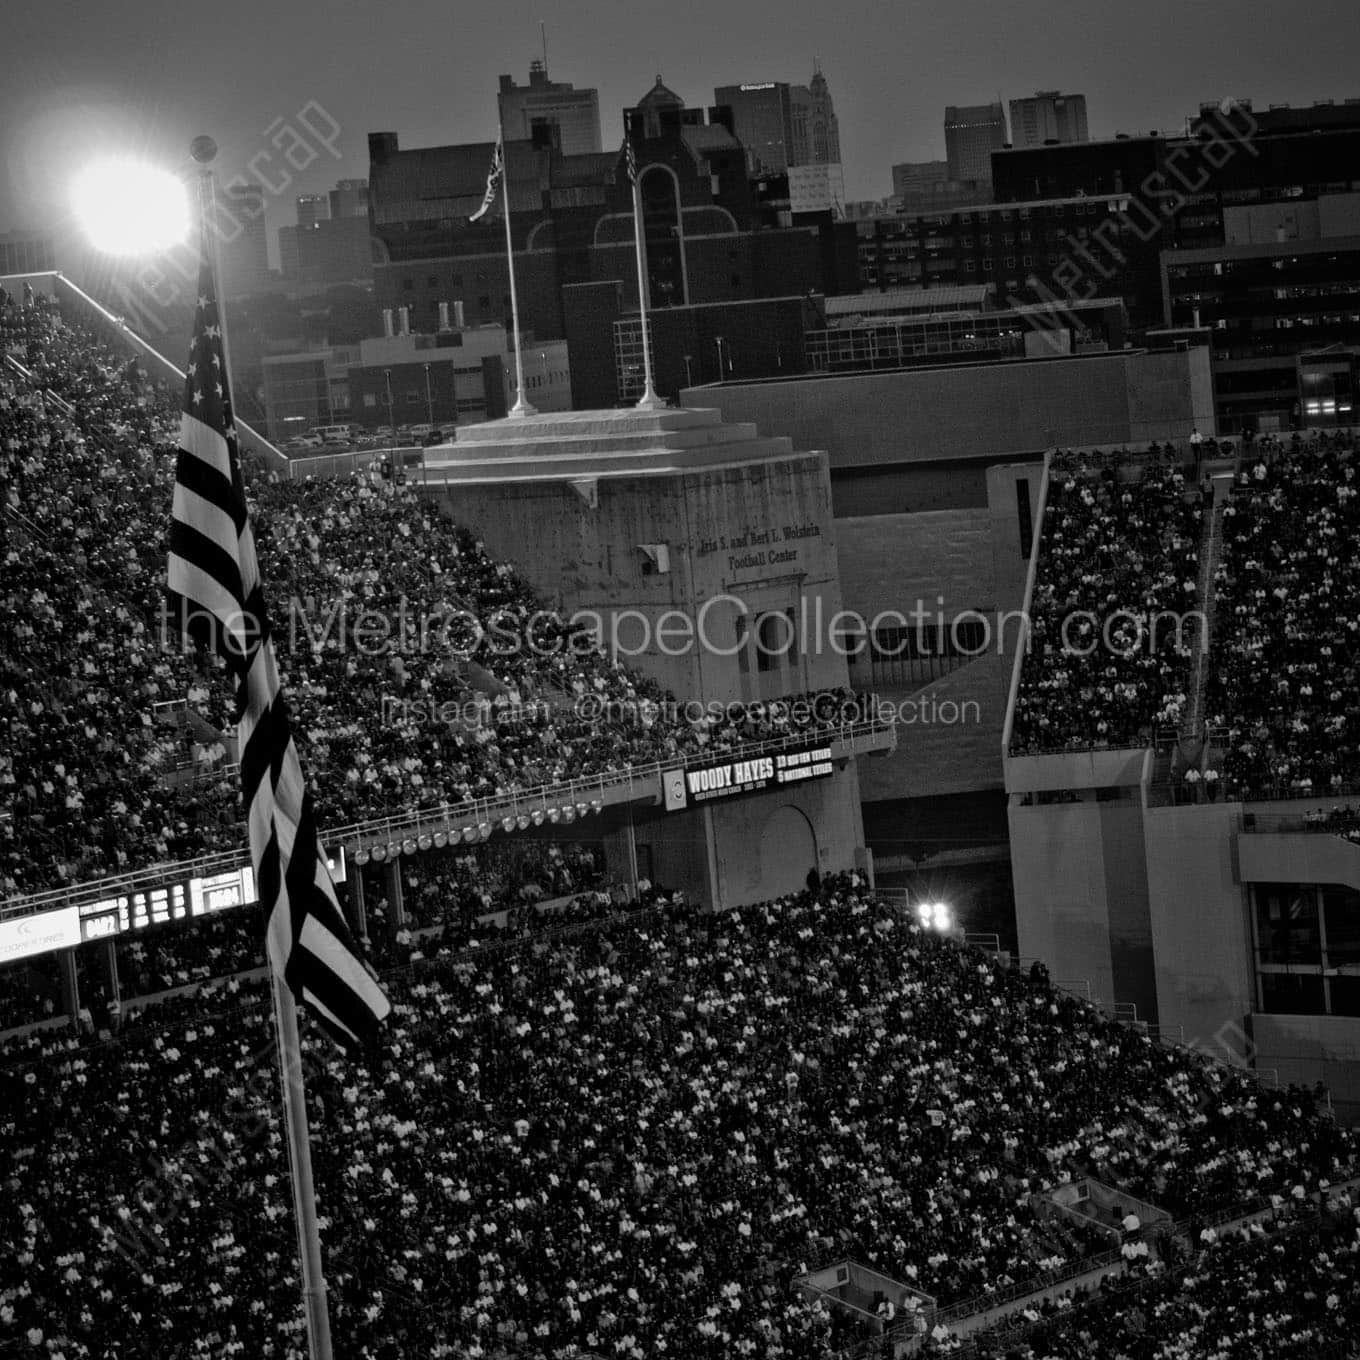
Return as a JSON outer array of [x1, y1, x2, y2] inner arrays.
[[71, 157, 191, 256]]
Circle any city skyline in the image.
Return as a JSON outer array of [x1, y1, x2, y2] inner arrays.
[[2, 0, 1358, 254]]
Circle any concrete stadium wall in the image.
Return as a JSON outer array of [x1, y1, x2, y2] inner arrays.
[[432, 453, 849, 706], [1143, 805, 1255, 1054], [685, 349, 1204, 473], [1009, 800, 1117, 1007], [1250, 1014, 1360, 1119], [709, 765, 866, 907]]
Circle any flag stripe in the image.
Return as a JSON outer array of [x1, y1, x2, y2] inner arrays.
[[167, 247, 389, 1054], [469, 135, 503, 223]]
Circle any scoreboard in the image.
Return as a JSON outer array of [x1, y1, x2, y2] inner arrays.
[[0, 847, 344, 966], [75, 866, 258, 944]]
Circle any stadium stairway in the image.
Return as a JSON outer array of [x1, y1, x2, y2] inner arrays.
[[1180, 483, 1232, 744]]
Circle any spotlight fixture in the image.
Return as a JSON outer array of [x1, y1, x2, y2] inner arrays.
[[353, 848, 370, 866], [501, 816, 515, 833], [531, 809, 545, 826], [560, 806, 576, 823], [547, 807, 561, 824], [418, 834, 433, 852], [590, 799, 603, 814], [515, 814, 531, 831], [432, 832, 448, 849], [478, 822, 492, 840], [370, 845, 386, 862], [576, 802, 589, 819]]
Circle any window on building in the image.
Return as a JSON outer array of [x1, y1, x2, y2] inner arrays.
[[363, 393, 377, 407], [402, 278, 414, 291], [1022, 255, 1033, 267], [1004, 256, 1016, 268], [478, 295, 491, 309], [982, 258, 993, 270]]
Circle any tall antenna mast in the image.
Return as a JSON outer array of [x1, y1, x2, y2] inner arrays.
[[540, 20, 548, 75]]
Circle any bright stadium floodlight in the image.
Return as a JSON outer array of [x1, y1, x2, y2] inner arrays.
[[71, 157, 191, 256]]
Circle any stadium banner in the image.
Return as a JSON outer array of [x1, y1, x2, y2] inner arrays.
[[663, 742, 836, 812], [0, 906, 82, 965]]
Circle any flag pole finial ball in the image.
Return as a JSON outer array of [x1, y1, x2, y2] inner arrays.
[[190, 136, 218, 165]]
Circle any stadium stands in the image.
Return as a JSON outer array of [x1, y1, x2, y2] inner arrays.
[[1208, 432, 1360, 799], [2, 879, 1352, 1359], [1010, 448, 1207, 754]]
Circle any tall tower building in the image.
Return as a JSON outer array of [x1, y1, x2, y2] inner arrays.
[[714, 82, 795, 173], [790, 65, 841, 166], [498, 61, 602, 155], [1008, 91, 1089, 147], [944, 101, 1008, 185], [215, 181, 270, 298]]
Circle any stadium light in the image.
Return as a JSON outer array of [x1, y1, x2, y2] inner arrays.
[[370, 845, 386, 862], [916, 900, 953, 932], [501, 816, 515, 834], [71, 156, 191, 256], [353, 848, 370, 866], [432, 831, 447, 849]]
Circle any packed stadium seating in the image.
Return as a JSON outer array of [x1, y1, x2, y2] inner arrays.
[[2, 879, 1352, 1359], [0, 292, 871, 899], [953, 1203, 1360, 1358], [1207, 433, 1360, 799], [1010, 450, 1207, 754]]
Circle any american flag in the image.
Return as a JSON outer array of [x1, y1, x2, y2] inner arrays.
[[469, 134, 504, 222], [625, 134, 637, 186], [166, 248, 390, 1053]]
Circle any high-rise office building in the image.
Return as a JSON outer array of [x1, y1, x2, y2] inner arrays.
[[944, 101, 1007, 185], [215, 181, 270, 298], [1008, 91, 1089, 147], [0, 230, 55, 274], [296, 194, 330, 229], [498, 61, 602, 155], [714, 82, 795, 172], [790, 66, 841, 166], [329, 179, 369, 218]]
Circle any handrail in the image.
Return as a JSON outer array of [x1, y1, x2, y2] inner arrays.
[[1001, 449, 1049, 758], [0, 717, 895, 923]]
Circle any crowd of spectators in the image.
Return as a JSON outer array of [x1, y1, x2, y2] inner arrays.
[[1207, 432, 1360, 799], [952, 1201, 1360, 1359], [1010, 452, 1206, 753], [2, 878, 1352, 1359], [0, 839, 618, 1032], [1, 291, 874, 900]]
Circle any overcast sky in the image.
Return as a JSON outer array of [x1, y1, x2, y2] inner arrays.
[[4, 0, 1359, 258]]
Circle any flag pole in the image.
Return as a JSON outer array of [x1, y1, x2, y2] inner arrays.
[[499, 119, 536, 419], [189, 134, 335, 1360], [628, 127, 664, 411], [270, 972, 336, 1360]]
